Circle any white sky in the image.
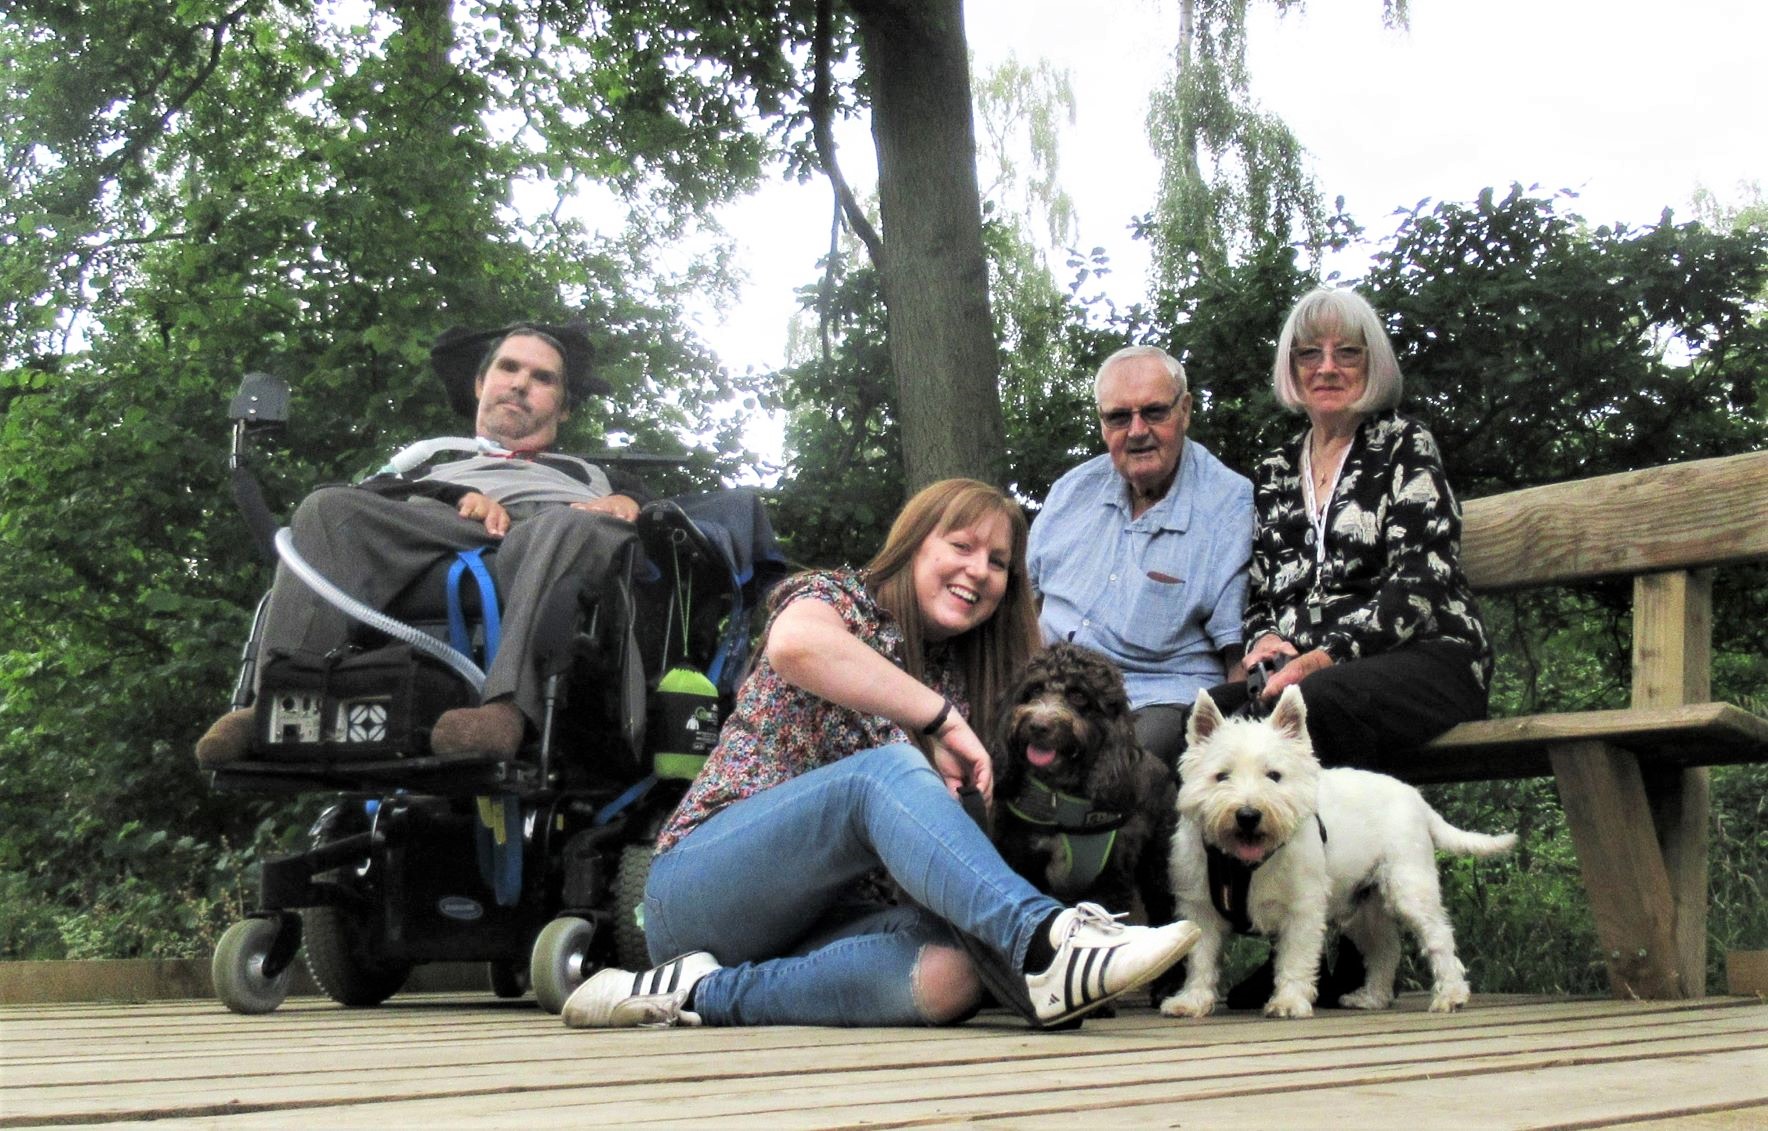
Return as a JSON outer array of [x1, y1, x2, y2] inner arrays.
[[697, 0, 1765, 383]]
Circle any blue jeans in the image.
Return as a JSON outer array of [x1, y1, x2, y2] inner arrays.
[[644, 743, 1064, 1026]]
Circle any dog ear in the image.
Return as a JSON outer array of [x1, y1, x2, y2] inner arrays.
[[1270, 685, 1308, 742], [1187, 688, 1223, 747], [1089, 709, 1142, 806]]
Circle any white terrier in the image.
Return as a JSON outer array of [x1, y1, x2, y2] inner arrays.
[[1159, 686, 1516, 1019]]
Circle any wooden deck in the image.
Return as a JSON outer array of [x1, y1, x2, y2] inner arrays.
[[4, 992, 1766, 1128]]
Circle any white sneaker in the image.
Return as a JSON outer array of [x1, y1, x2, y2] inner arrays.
[[1025, 904, 1201, 1026], [561, 951, 721, 1029]]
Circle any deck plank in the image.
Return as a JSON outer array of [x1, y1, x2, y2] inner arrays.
[[3, 993, 1764, 1128]]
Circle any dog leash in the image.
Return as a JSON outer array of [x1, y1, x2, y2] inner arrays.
[[1232, 655, 1287, 720]]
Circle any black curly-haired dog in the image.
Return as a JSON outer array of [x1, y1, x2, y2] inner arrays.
[[990, 642, 1177, 925]]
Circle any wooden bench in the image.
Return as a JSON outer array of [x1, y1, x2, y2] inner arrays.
[[1397, 450, 1768, 1000]]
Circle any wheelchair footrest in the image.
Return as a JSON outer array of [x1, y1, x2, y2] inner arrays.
[[210, 757, 541, 797]]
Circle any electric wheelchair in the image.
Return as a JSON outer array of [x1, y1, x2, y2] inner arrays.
[[206, 368, 783, 1015]]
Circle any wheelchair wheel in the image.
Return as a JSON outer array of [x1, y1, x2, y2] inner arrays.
[[613, 842, 654, 971], [531, 916, 597, 1014], [489, 959, 529, 1000], [303, 904, 412, 1007], [212, 918, 294, 1015]]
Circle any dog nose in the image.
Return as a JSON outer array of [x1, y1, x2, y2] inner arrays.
[[1235, 806, 1262, 832]]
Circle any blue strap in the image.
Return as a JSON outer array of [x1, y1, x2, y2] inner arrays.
[[446, 548, 502, 666], [706, 604, 750, 690], [594, 774, 658, 827]]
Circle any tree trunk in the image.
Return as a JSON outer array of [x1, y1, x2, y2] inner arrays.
[[852, 0, 1006, 492]]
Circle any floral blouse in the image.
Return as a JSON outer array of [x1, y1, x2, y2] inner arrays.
[[654, 569, 968, 856], [1243, 410, 1492, 691]]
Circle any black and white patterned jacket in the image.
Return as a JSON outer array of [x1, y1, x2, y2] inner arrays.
[[1243, 410, 1492, 691]]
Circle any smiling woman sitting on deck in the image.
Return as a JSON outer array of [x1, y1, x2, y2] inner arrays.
[[561, 478, 1200, 1031]]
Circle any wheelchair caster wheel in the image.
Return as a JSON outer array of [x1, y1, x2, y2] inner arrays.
[[213, 918, 295, 1015], [532, 916, 597, 1014]]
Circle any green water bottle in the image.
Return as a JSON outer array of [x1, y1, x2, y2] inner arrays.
[[650, 666, 720, 780]]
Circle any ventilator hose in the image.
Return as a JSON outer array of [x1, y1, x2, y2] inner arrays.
[[273, 527, 487, 693]]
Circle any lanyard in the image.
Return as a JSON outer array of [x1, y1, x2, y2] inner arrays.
[[1298, 432, 1345, 568], [1298, 433, 1346, 626]]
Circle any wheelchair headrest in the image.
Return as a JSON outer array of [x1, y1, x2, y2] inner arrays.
[[430, 320, 610, 417]]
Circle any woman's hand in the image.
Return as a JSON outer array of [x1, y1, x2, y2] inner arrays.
[[457, 491, 510, 537], [930, 714, 993, 805], [768, 599, 994, 802], [1262, 647, 1332, 699], [1244, 633, 1299, 671]]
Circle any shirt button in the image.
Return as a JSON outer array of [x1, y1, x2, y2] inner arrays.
[[1109, 574, 1118, 582]]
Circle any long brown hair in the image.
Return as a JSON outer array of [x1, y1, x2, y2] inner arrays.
[[866, 479, 1040, 739]]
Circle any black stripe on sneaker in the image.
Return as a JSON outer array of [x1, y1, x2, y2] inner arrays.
[[635, 960, 684, 996], [1074, 948, 1101, 1006]]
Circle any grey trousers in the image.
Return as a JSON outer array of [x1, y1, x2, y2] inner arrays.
[[1134, 704, 1192, 774], [258, 486, 635, 724]]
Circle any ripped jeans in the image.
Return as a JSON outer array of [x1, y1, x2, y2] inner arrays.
[[643, 743, 1064, 1026]]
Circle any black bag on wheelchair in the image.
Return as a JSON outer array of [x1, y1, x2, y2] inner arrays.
[[254, 642, 474, 761]]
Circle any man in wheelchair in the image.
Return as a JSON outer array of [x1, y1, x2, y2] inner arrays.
[[195, 321, 650, 767]]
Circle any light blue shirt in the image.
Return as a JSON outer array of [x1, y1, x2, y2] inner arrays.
[[1027, 442, 1254, 710]]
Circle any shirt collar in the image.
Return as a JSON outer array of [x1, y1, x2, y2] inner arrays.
[[1109, 442, 1192, 531]]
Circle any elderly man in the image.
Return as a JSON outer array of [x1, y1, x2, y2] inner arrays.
[[195, 322, 645, 766], [1027, 345, 1254, 768]]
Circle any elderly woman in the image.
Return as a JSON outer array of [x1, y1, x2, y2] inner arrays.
[[1202, 287, 1492, 1009], [1224, 286, 1491, 766]]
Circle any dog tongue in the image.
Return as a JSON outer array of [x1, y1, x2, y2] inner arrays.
[[1026, 744, 1057, 769], [1233, 841, 1267, 865]]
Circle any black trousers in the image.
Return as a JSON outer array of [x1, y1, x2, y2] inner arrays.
[[1135, 640, 1488, 772], [1202, 640, 1488, 769]]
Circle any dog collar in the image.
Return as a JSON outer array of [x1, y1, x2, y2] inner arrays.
[[1205, 815, 1329, 936]]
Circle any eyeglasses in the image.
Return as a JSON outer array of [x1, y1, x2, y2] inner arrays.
[[1292, 345, 1367, 371], [1099, 397, 1182, 431]]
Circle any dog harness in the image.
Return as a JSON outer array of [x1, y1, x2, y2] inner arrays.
[[1205, 815, 1328, 936], [1004, 776, 1126, 892]]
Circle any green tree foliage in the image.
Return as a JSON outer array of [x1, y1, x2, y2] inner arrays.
[[1374, 189, 1767, 488], [768, 258, 904, 567], [973, 59, 1120, 507], [0, 0, 749, 958], [1143, 0, 1406, 292], [1692, 181, 1768, 417]]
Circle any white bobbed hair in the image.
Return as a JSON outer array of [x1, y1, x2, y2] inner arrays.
[[1271, 288, 1402, 414]]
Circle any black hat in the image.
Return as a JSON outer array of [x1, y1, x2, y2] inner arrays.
[[429, 320, 609, 418]]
